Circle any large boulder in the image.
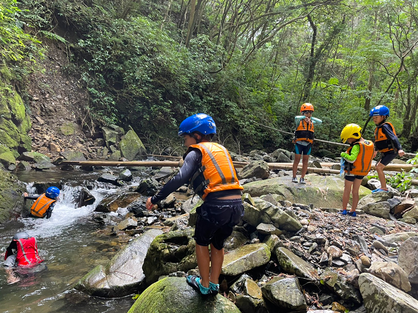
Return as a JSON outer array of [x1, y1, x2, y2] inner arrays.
[[75, 229, 163, 297], [359, 273, 418, 313], [128, 277, 240, 313], [261, 277, 307, 312], [243, 174, 371, 208], [119, 129, 146, 161]]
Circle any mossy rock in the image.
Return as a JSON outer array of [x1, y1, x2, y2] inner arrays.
[[0, 129, 19, 149], [60, 122, 76, 136], [0, 149, 16, 167], [18, 114, 31, 134], [128, 277, 240, 313], [9, 92, 26, 124], [0, 169, 25, 223], [119, 129, 146, 161]]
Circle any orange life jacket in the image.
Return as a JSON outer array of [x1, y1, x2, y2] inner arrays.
[[295, 119, 314, 144], [188, 142, 243, 200], [374, 122, 396, 153], [30, 194, 56, 218], [16, 237, 43, 267], [344, 140, 374, 176]]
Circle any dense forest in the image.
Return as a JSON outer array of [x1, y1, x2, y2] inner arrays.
[[2, 0, 418, 155]]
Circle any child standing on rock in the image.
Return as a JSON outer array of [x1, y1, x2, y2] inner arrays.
[[370, 105, 405, 193], [292, 103, 322, 184], [340, 124, 374, 217], [146, 113, 244, 296]]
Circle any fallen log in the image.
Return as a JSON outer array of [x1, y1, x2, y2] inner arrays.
[[59, 160, 417, 173], [58, 160, 418, 185]]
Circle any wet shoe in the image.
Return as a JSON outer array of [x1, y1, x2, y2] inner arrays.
[[186, 275, 212, 295], [292, 177, 298, 183], [340, 210, 348, 215], [372, 188, 388, 193], [209, 281, 219, 295], [299, 178, 306, 184], [348, 211, 356, 217]]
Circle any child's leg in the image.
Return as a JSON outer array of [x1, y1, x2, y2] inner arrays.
[[342, 179, 353, 211], [375, 162, 387, 190], [292, 153, 302, 178], [195, 244, 210, 288], [301, 155, 310, 178], [351, 178, 363, 212], [209, 244, 224, 285]]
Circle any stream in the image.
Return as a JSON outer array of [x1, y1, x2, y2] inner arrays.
[[0, 169, 139, 313]]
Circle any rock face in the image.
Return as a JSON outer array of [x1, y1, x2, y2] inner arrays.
[[0, 170, 26, 223], [128, 277, 241, 313], [75, 229, 163, 297], [243, 174, 371, 208], [359, 273, 418, 313]]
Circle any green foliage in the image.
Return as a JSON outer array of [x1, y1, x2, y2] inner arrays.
[[387, 170, 416, 193], [0, 0, 42, 63]]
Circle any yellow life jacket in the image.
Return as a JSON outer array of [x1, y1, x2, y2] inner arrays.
[[344, 140, 374, 176], [295, 119, 314, 144], [374, 122, 396, 153], [188, 142, 243, 200], [30, 194, 56, 218]]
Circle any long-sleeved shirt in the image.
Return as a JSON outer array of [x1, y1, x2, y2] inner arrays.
[[378, 123, 402, 152], [151, 149, 241, 204]]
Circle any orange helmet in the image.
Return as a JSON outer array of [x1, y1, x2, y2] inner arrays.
[[300, 103, 314, 112]]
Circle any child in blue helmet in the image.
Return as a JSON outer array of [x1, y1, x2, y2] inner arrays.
[[370, 105, 405, 192], [24, 186, 60, 219], [146, 113, 244, 296]]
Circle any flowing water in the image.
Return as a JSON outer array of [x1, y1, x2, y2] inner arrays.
[[0, 170, 139, 313]]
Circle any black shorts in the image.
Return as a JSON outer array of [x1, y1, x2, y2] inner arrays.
[[294, 143, 312, 156], [344, 175, 364, 182], [194, 198, 244, 251], [379, 151, 397, 166]]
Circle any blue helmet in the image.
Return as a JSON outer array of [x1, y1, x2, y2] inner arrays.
[[369, 105, 390, 117], [178, 113, 216, 136], [45, 186, 60, 199]]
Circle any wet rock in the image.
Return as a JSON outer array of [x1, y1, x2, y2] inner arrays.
[[95, 192, 140, 213], [359, 273, 418, 312], [127, 199, 147, 217], [98, 173, 124, 186], [16, 160, 32, 171], [135, 178, 159, 196], [128, 277, 241, 313], [78, 187, 96, 207], [119, 169, 132, 181], [224, 231, 249, 252], [256, 223, 281, 236], [117, 217, 138, 230], [75, 229, 162, 297]]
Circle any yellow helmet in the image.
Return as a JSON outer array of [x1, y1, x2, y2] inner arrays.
[[340, 123, 362, 143]]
